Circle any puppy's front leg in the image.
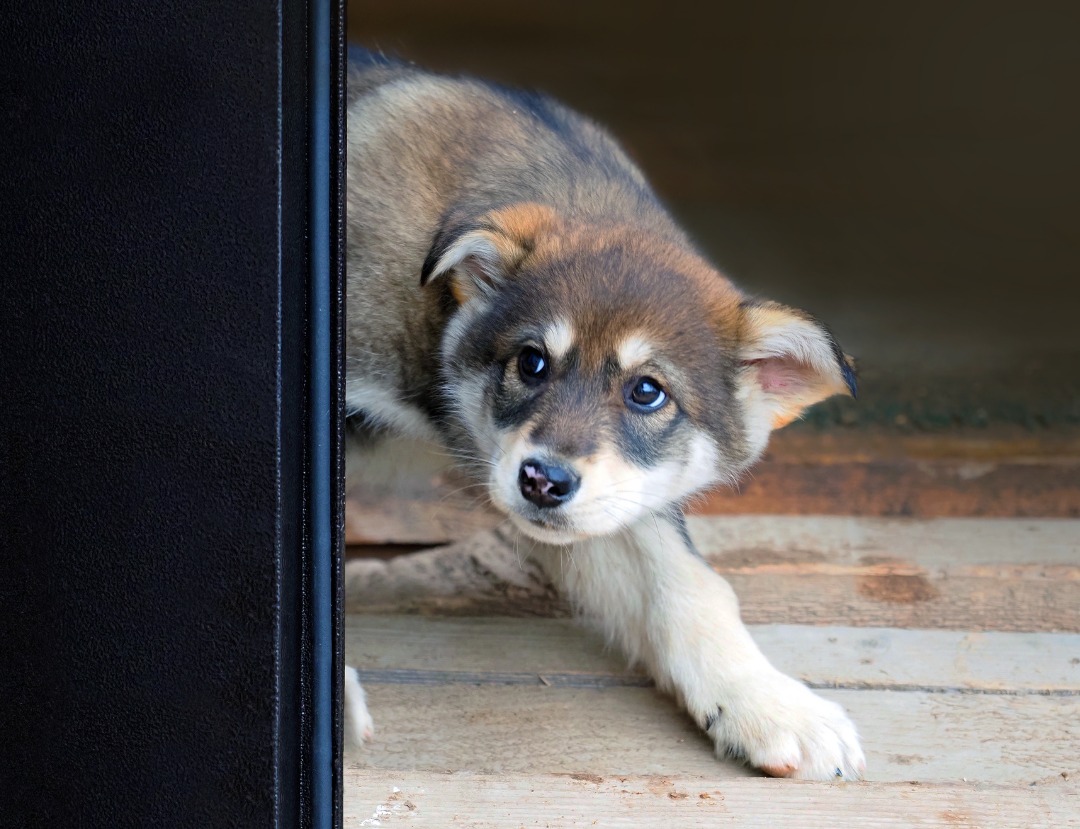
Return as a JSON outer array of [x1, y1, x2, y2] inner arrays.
[[530, 514, 865, 780]]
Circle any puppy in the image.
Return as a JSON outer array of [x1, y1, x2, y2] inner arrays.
[[344, 48, 864, 781]]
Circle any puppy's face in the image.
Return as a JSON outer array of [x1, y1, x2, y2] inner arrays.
[[427, 204, 856, 544]]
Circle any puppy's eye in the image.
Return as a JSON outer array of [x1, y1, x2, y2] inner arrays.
[[626, 377, 667, 411], [517, 346, 549, 385]]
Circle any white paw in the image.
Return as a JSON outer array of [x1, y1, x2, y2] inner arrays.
[[344, 666, 375, 748], [706, 669, 865, 781]]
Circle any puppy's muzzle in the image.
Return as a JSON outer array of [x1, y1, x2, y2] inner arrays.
[[518, 458, 580, 508]]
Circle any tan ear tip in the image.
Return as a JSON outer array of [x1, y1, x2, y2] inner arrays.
[[840, 354, 858, 399]]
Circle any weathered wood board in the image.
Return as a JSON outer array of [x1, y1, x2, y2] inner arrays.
[[346, 618, 1080, 786], [350, 684, 1079, 785], [345, 770, 1080, 828], [345, 433, 1080, 544], [346, 617, 1080, 693], [345, 518, 1080, 631]]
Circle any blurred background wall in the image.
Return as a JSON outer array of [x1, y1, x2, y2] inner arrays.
[[346, 1, 1079, 434]]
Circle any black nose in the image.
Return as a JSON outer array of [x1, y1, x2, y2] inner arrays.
[[518, 458, 580, 508]]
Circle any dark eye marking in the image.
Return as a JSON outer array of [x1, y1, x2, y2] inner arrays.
[[517, 346, 549, 386], [625, 376, 668, 412]]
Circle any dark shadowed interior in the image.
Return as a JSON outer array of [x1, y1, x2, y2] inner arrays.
[[348, 0, 1079, 435]]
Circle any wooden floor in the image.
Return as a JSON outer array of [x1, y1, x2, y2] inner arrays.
[[343, 515, 1079, 827]]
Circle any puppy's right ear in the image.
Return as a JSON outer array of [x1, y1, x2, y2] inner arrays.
[[421, 203, 558, 303]]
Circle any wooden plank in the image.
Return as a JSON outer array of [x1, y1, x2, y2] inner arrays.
[[345, 493, 496, 547], [345, 433, 1080, 544], [756, 625, 1080, 693], [344, 518, 1080, 630], [347, 615, 633, 678], [346, 512, 1080, 567], [344, 770, 1080, 828], [346, 616, 1080, 693], [683, 515, 1080, 568], [348, 565, 1080, 632], [349, 684, 1079, 785], [722, 572, 1078, 633], [692, 457, 1080, 519], [346, 455, 1080, 543], [346, 616, 1080, 786], [351, 684, 729, 778], [696, 517, 1080, 632]]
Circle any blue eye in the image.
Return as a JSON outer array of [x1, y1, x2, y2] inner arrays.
[[517, 346, 548, 384], [627, 377, 667, 411]]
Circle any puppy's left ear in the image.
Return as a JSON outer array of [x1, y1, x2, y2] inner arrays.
[[738, 301, 857, 433], [421, 203, 558, 303]]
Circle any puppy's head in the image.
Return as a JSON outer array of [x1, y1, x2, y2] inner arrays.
[[424, 203, 857, 544]]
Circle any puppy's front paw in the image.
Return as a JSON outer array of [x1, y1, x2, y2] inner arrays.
[[706, 669, 865, 781], [344, 666, 375, 748]]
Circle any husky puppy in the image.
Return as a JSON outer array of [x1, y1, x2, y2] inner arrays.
[[343, 49, 864, 781]]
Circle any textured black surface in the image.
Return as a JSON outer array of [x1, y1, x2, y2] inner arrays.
[[0, 1, 344, 826], [330, 2, 350, 825]]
